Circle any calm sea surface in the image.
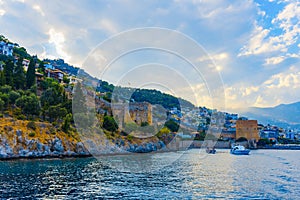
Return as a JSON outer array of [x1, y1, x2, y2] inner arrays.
[[0, 149, 299, 199]]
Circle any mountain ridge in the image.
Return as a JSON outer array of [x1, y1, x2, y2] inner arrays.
[[242, 101, 300, 128]]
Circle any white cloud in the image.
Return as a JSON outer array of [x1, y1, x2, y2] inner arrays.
[[196, 52, 229, 72], [32, 4, 45, 16], [99, 19, 119, 35], [197, 52, 228, 62], [264, 56, 285, 65], [253, 95, 268, 107], [243, 86, 259, 96], [222, 64, 300, 109], [0, 9, 5, 16], [264, 66, 300, 89], [12, 0, 24, 2], [239, 1, 300, 57], [239, 23, 274, 56], [46, 28, 70, 62]]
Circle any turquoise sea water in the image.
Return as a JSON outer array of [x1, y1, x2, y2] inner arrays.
[[0, 149, 299, 199]]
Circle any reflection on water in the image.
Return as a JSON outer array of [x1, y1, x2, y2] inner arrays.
[[0, 149, 299, 199]]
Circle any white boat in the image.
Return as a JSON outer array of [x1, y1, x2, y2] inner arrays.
[[230, 145, 250, 155]]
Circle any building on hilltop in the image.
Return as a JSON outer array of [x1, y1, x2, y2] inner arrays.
[[236, 120, 259, 141], [112, 102, 152, 128], [22, 58, 30, 70], [45, 69, 65, 83], [0, 41, 14, 56]]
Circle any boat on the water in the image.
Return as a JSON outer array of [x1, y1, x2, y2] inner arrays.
[[206, 147, 216, 154], [230, 145, 250, 155]]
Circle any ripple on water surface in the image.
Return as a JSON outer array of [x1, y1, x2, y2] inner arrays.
[[0, 149, 299, 199]]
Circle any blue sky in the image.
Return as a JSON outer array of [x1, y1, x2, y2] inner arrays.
[[0, 0, 299, 111]]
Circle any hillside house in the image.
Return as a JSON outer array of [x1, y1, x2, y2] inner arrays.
[[0, 41, 14, 56]]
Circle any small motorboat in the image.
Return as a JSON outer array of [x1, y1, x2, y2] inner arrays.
[[230, 145, 250, 155], [206, 147, 216, 154]]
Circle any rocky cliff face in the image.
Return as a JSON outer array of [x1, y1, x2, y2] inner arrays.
[[0, 118, 90, 159], [0, 118, 168, 159]]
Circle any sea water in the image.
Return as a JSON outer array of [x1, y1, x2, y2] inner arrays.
[[0, 149, 299, 199]]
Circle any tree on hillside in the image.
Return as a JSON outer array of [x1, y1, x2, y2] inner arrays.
[[37, 61, 45, 74], [0, 85, 12, 93], [15, 94, 40, 117], [14, 57, 26, 90], [13, 47, 31, 59], [40, 87, 63, 107], [3, 60, 14, 87], [26, 58, 36, 89], [0, 70, 5, 86], [62, 113, 73, 133], [8, 90, 20, 105], [47, 105, 67, 122], [0, 98, 4, 113], [0, 93, 9, 109]]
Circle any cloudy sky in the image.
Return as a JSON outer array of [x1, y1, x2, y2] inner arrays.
[[0, 0, 299, 111]]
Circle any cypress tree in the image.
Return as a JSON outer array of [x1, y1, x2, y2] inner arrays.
[[3, 60, 14, 87], [14, 57, 26, 90], [26, 58, 36, 89]]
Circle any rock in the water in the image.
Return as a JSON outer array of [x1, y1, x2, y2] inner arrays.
[[52, 138, 64, 152], [0, 145, 8, 158], [75, 142, 89, 155]]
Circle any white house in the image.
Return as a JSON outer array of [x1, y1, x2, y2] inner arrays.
[[22, 59, 30, 71], [0, 41, 14, 56]]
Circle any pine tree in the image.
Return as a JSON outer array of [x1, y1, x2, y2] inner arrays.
[[26, 58, 36, 89], [14, 57, 26, 90]]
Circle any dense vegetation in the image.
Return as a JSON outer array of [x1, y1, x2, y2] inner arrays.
[[0, 37, 74, 134], [97, 82, 195, 110]]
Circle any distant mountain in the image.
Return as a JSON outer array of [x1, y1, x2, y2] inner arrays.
[[242, 102, 300, 128]]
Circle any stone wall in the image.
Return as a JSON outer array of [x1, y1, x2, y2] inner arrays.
[[112, 102, 152, 127]]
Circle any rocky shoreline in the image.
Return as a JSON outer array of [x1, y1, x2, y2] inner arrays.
[[0, 133, 169, 160]]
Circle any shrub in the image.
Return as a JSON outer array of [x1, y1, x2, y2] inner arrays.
[[164, 120, 180, 132], [103, 115, 118, 132], [27, 121, 36, 130], [28, 132, 35, 137], [16, 114, 26, 120], [127, 134, 134, 141], [141, 122, 149, 127], [50, 127, 56, 135]]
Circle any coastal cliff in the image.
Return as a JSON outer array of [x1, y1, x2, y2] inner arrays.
[[0, 118, 168, 159]]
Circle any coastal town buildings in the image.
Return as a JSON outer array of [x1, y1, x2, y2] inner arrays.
[[260, 125, 279, 140]]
